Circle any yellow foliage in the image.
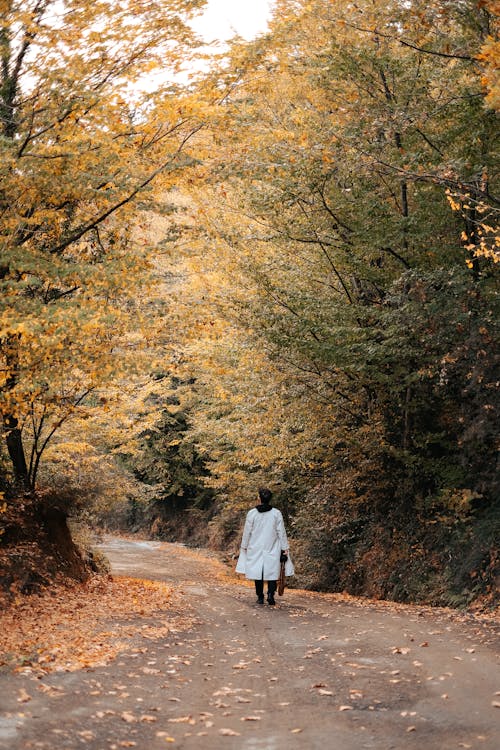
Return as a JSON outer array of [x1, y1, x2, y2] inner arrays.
[[0, 1, 209, 488], [478, 2, 500, 111]]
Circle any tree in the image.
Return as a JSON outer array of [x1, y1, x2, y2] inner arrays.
[[128, 375, 216, 542], [175, 0, 499, 600], [0, 0, 206, 490]]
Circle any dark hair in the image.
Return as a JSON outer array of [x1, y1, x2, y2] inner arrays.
[[258, 487, 272, 504]]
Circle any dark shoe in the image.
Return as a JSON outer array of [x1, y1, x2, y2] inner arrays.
[[257, 595, 264, 605], [267, 595, 275, 606]]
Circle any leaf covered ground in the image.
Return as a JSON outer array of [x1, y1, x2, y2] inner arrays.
[[0, 575, 193, 674]]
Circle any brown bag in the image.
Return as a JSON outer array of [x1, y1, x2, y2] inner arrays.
[[277, 561, 286, 596]]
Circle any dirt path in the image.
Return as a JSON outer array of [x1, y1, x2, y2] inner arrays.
[[1, 537, 499, 750]]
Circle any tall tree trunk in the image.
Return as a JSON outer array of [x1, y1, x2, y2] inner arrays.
[[2, 333, 30, 489], [402, 385, 411, 452], [3, 414, 29, 488]]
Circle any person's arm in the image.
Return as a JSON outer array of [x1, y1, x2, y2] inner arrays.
[[275, 510, 289, 552], [241, 511, 254, 550]]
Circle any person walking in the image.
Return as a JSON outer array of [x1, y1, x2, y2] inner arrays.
[[236, 487, 294, 605]]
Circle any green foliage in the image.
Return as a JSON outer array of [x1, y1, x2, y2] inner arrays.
[[126, 377, 216, 543], [291, 474, 499, 607], [359, 268, 499, 502], [136, 407, 214, 509]]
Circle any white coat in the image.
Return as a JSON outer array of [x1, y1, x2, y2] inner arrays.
[[236, 506, 295, 580]]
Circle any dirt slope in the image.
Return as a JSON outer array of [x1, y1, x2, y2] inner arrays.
[[0, 536, 498, 750]]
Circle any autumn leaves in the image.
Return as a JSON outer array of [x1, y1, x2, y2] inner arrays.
[[0, 1, 206, 489]]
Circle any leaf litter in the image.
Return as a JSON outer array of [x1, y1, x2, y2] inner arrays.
[[0, 575, 193, 673]]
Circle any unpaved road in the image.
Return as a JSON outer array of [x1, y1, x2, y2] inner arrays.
[[1, 537, 499, 749]]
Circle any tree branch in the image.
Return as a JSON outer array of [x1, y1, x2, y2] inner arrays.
[[46, 123, 204, 256], [344, 21, 474, 62]]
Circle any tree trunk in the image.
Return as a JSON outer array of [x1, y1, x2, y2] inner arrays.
[[402, 386, 411, 452], [2, 332, 30, 489], [4, 414, 30, 489]]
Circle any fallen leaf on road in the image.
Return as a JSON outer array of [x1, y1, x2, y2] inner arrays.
[[420, 642, 429, 647], [236, 697, 251, 703], [311, 683, 328, 688], [121, 712, 136, 723], [77, 730, 94, 740], [219, 728, 241, 736], [492, 701, 500, 708], [392, 647, 410, 655], [241, 716, 261, 721], [212, 688, 234, 696], [140, 715, 158, 723], [407, 726, 416, 732], [339, 705, 353, 711], [291, 728, 303, 733], [37, 684, 64, 696], [17, 689, 31, 703], [318, 689, 333, 696], [168, 716, 194, 724]]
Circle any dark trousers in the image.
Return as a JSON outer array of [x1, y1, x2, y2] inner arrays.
[[255, 578, 277, 597]]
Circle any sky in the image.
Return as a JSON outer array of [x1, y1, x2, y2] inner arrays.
[[190, 0, 273, 42]]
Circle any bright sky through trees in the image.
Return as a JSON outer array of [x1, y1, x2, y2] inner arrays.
[[190, 0, 272, 40]]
